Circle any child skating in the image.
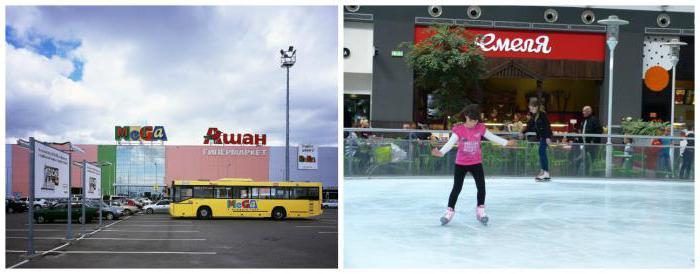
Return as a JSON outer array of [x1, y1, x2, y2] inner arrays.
[[519, 99, 553, 182], [431, 104, 517, 226]]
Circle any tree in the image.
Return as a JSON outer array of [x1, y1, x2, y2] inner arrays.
[[400, 24, 485, 123]]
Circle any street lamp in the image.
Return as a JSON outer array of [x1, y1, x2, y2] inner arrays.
[[660, 38, 687, 175], [98, 161, 112, 227], [598, 15, 628, 178], [280, 46, 296, 182], [154, 162, 158, 195]]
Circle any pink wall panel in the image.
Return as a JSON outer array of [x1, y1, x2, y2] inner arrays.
[[70, 145, 99, 187], [11, 145, 30, 197], [11, 144, 98, 197], [165, 146, 270, 184]]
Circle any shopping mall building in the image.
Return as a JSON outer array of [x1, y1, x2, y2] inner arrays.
[[5, 127, 338, 199], [343, 6, 694, 131]]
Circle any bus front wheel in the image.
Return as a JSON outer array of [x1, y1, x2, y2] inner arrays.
[[197, 206, 212, 220], [271, 207, 286, 221]]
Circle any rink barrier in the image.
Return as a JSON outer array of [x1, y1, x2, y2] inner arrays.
[[343, 128, 694, 180]]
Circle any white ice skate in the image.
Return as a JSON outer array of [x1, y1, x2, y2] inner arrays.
[[440, 207, 455, 225], [476, 205, 489, 226], [536, 170, 551, 182]]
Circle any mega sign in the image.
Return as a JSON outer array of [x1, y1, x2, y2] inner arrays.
[[204, 127, 267, 146], [414, 26, 606, 62], [227, 199, 259, 211], [115, 126, 168, 142]]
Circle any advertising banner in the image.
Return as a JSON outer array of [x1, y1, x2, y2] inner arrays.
[[84, 162, 102, 199], [298, 144, 318, 170], [34, 142, 70, 198]]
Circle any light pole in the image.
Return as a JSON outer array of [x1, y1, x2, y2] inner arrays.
[[280, 46, 296, 182], [660, 38, 687, 175], [98, 162, 112, 227], [154, 162, 158, 196], [598, 15, 628, 178]]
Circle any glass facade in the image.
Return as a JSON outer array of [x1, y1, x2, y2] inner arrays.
[[115, 145, 165, 197]]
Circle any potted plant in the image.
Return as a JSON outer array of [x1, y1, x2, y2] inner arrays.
[[399, 24, 486, 127], [620, 118, 669, 145]]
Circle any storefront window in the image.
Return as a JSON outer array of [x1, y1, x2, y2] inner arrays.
[[344, 94, 371, 128], [115, 145, 166, 197]]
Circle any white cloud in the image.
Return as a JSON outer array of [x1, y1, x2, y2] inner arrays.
[[6, 6, 338, 146]]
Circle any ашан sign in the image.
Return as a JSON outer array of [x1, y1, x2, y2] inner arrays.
[[115, 126, 168, 142], [204, 127, 267, 146]]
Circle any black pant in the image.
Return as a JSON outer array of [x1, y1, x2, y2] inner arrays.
[[679, 152, 694, 179], [447, 163, 486, 209]]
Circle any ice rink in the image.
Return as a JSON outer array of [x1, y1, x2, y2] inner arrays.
[[344, 177, 694, 268]]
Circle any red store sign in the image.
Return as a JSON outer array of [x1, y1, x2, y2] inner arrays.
[[414, 25, 606, 62]]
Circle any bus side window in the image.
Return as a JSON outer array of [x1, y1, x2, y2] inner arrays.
[[259, 187, 271, 199], [214, 187, 231, 199], [290, 187, 308, 200], [175, 186, 192, 202], [193, 186, 213, 199], [250, 187, 259, 199], [308, 187, 319, 200], [235, 187, 249, 199], [272, 187, 286, 199]]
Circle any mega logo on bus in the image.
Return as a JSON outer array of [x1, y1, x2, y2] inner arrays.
[[115, 126, 168, 142], [227, 199, 258, 210]]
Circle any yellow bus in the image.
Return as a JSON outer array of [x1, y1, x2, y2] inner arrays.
[[170, 178, 323, 220]]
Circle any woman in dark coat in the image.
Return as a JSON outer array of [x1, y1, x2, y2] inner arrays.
[[519, 100, 553, 181]]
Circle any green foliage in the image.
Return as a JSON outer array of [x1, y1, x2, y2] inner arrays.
[[399, 24, 485, 119], [621, 119, 670, 136]]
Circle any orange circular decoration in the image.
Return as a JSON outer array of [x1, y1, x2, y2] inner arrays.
[[644, 66, 669, 92]]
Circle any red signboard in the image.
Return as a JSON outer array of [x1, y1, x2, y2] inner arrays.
[[203, 127, 267, 146], [414, 25, 606, 62]]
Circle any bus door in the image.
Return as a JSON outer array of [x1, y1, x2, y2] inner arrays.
[[173, 186, 194, 217], [309, 186, 321, 215]]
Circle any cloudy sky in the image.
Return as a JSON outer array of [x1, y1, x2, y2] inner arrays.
[[5, 6, 338, 146]]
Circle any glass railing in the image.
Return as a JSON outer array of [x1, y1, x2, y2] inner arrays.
[[344, 128, 694, 181]]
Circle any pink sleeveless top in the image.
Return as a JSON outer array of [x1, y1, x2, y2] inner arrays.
[[453, 123, 486, 166]]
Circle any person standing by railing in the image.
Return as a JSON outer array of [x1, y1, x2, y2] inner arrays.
[[431, 104, 517, 226], [577, 106, 604, 175], [679, 128, 694, 179], [656, 126, 673, 178], [519, 99, 553, 182]]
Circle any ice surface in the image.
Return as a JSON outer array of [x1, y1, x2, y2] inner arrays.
[[344, 178, 694, 268]]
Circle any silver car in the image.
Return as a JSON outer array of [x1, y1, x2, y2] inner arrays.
[[143, 200, 170, 214]]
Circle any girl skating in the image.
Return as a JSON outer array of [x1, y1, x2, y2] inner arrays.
[[519, 99, 553, 182], [432, 104, 516, 226]]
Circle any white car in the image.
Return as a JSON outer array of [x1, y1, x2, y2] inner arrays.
[[20, 198, 50, 210], [137, 198, 153, 205], [143, 200, 171, 214], [322, 199, 338, 209]]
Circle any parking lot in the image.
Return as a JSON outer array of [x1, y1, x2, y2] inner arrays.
[[6, 209, 337, 268]]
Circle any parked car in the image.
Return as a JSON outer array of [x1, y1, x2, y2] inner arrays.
[[85, 201, 124, 220], [137, 197, 153, 206], [322, 199, 338, 209], [126, 198, 144, 209], [6, 199, 28, 213], [109, 200, 139, 215], [143, 199, 170, 214], [20, 198, 50, 210], [33, 203, 97, 224]]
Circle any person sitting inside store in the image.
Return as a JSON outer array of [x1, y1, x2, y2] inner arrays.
[[405, 122, 433, 140]]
